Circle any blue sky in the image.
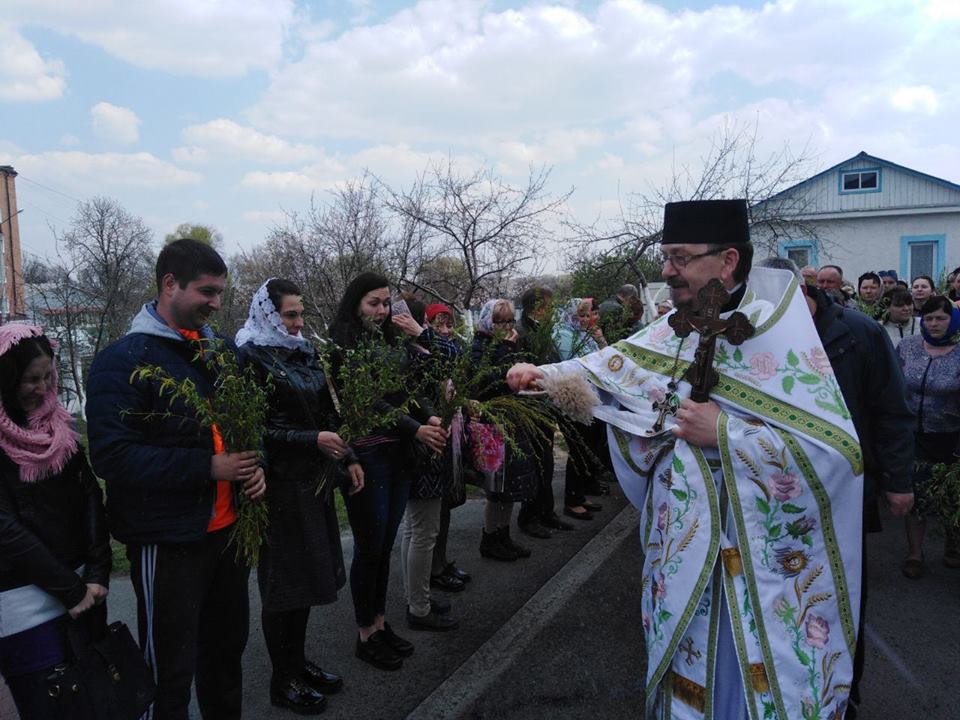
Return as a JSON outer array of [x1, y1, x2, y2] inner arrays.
[[3, 0, 959, 265]]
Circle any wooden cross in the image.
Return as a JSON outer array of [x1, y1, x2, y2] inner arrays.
[[668, 278, 756, 403]]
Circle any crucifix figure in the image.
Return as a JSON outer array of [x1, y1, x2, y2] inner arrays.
[[668, 277, 756, 403]]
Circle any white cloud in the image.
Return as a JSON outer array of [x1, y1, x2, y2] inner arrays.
[[91, 102, 141, 145], [7, 0, 296, 78], [178, 119, 326, 165], [890, 85, 940, 115], [15, 151, 201, 190], [241, 209, 288, 225], [0, 23, 66, 101]]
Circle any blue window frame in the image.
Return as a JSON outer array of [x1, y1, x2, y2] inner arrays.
[[900, 234, 945, 282], [838, 168, 882, 194], [778, 239, 818, 269]]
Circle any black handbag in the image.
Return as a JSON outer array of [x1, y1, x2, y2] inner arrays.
[[43, 617, 155, 720]]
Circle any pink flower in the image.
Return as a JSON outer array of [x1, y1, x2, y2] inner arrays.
[[649, 385, 666, 404], [652, 572, 667, 604], [769, 471, 802, 502], [650, 324, 672, 344], [749, 351, 778, 381], [807, 347, 831, 375], [804, 615, 830, 649], [469, 423, 505, 473], [642, 612, 652, 634], [657, 502, 670, 531], [773, 596, 789, 614]]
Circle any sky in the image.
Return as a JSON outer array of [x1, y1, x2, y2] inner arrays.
[[2, 0, 959, 268]]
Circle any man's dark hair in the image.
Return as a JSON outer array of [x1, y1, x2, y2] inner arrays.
[[710, 243, 753, 284], [617, 284, 639, 299], [819, 264, 844, 278], [156, 239, 228, 291], [0, 334, 54, 426], [920, 295, 955, 317], [885, 288, 913, 307], [857, 272, 881, 291], [266, 278, 301, 311], [520, 286, 553, 315]]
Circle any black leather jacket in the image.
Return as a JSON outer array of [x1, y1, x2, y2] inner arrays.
[[0, 449, 111, 609], [239, 344, 357, 482]]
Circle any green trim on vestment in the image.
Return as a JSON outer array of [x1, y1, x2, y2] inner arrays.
[[719, 416, 790, 720], [613, 426, 646, 476], [610, 341, 863, 475], [721, 567, 761, 720], [646, 446, 723, 703], [704, 565, 722, 719], [752, 277, 799, 336], [775, 428, 858, 655]]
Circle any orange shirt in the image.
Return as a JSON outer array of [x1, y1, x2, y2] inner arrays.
[[177, 329, 237, 532]]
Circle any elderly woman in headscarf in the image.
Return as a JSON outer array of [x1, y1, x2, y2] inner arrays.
[[0, 324, 111, 717], [469, 299, 539, 561], [236, 278, 363, 714]]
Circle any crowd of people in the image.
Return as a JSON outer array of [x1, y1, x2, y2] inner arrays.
[[1, 222, 957, 720]]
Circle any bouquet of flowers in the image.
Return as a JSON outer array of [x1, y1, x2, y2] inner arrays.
[[467, 421, 506, 473], [128, 339, 271, 566]]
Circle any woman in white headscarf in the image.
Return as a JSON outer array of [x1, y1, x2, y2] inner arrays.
[[236, 278, 363, 714]]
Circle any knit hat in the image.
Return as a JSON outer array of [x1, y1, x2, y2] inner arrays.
[[425, 303, 453, 323]]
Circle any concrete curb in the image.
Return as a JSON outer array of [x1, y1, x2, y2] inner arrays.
[[405, 503, 641, 720]]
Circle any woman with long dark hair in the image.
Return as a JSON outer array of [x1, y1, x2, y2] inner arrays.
[[236, 279, 363, 714], [0, 325, 111, 718], [896, 295, 960, 578], [328, 273, 447, 671]]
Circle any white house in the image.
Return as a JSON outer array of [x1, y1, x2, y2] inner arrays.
[[756, 151, 960, 286]]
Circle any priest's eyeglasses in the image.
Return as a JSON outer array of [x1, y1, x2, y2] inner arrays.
[[660, 248, 723, 268]]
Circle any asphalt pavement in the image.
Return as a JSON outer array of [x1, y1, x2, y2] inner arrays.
[[7, 462, 958, 720]]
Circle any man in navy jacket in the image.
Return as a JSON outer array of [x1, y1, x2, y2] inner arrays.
[[87, 239, 265, 720]]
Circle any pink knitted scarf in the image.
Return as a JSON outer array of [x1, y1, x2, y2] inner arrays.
[[0, 324, 78, 483]]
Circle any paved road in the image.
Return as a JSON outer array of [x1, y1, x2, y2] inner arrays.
[[7, 470, 957, 719]]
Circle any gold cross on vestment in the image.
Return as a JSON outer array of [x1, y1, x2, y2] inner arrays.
[[668, 278, 756, 403]]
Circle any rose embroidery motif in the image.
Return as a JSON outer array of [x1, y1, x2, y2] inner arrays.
[[804, 614, 830, 649], [748, 351, 777, 381], [807, 347, 831, 375], [769, 470, 802, 501], [649, 324, 672, 345], [649, 385, 666, 404]]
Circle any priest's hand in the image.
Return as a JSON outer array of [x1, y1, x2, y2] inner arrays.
[[671, 398, 720, 448], [884, 491, 914, 517], [506, 363, 543, 392]]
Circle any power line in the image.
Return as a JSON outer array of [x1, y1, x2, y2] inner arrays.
[[16, 174, 82, 204]]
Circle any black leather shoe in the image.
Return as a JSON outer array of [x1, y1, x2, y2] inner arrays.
[[270, 677, 327, 714], [301, 661, 342, 695], [355, 632, 402, 671], [503, 527, 531, 558], [563, 506, 594, 521], [430, 598, 451, 615], [445, 562, 471, 582], [381, 622, 415, 657], [407, 608, 460, 632], [480, 529, 519, 561], [582, 501, 603, 512], [542, 514, 575, 531], [430, 570, 466, 592], [518, 519, 552, 539]]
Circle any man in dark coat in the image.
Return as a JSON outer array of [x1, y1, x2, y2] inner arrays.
[[87, 239, 266, 720], [759, 257, 914, 720]]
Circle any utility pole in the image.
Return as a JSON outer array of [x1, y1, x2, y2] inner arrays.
[[0, 165, 26, 321]]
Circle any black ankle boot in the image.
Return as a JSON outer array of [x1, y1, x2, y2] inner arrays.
[[480, 528, 518, 561], [502, 526, 531, 558]]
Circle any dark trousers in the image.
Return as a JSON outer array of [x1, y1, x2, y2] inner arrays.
[[127, 526, 250, 720], [564, 421, 604, 507], [518, 433, 556, 524], [848, 533, 868, 718], [431, 495, 452, 576], [262, 607, 310, 683], [344, 443, 411, 627]]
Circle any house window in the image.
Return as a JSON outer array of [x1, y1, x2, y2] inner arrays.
[[839, 169, 881, 194], [900, 234, 945, 282], [778, 240, 818, 270]]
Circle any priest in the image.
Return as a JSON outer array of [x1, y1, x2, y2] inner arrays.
[[507, 199, 862, 720]]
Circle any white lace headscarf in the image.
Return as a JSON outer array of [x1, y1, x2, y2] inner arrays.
[[235, 279, 314, 355]]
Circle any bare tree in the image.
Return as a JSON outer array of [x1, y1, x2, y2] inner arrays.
[[565, 119, 823, 282], [56, 196, 156, 354], [385, 160, 572, 309]]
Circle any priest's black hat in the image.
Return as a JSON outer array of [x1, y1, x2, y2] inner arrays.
[[661, 199, 750, 246]]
